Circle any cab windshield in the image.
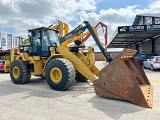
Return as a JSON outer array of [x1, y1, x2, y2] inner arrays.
[[42, 29, 59, 51], [47, 30, 59, 46]]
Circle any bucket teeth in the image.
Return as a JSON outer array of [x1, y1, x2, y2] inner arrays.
[[93, 49, 153, 108]]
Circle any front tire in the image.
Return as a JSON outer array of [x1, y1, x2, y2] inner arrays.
[[45, 58, 76, 91], [10, 60, 30, 84]]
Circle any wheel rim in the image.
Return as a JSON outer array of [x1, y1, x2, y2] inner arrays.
[[13, 67, 20, 78], [50, 67, 62, 83]]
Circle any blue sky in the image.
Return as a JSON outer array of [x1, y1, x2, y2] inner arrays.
[[0, 0, 151, 34], [96, 0, 149, 10], [0, 27, 15, 33]]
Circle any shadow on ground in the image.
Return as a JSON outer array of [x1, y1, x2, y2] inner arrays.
[[0, 77, 95, 99], [0, 77, 145, 120], [0, 77, 63, 99], [88, 96, 145, 120]]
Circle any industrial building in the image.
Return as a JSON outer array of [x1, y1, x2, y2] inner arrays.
[[108, 14, 160, 55]]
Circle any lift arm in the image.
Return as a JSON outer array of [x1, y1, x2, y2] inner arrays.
[[83, 22, 108, 46], [59, 21, 112, 62]]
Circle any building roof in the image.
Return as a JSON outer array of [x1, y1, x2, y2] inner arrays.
[[132, 13, 160, 25], [108, 14, 160, 48], [107, 24, 160, 48]]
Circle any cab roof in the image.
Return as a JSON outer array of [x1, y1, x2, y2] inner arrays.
[[27, 27, 56, 32], [28, 27, 47, 32]]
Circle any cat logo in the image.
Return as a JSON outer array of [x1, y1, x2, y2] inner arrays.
[[24, 46, 28, 51]]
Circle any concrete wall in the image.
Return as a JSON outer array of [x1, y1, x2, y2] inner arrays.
[[155, 37, 160, 55], [94, 52, 105, 61], [130, 37, 160, 55], [94, 52, 120, 61], [142, 40, 152, 53], [138, 44, 143, 53], [130, 40, 152, 53]]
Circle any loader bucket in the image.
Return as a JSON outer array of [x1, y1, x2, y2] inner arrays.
[[93, 49, 153, 108]]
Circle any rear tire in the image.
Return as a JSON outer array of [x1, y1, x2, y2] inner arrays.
[[45, 58, 76, 91], [0, 71, 4, 73], [150, 65, 155, 71], [75, 72, 87, 82], [10, 60, 30, 84]]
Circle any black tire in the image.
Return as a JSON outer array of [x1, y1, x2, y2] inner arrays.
[[75, 72, 87, 82], [150, 65, 155, 71], [0, 71, 4, 73], [45, 58, 76, 91], [10, 60, 30, 84]]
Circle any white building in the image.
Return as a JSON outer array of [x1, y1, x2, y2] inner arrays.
[[0, 32, 22, 50]]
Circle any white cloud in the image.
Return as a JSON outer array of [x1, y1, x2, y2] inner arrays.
[[77, 0, 160, 47], [0, 0, 97, 37], [149, 0, 160, 11], [0, 0, 160, 44]]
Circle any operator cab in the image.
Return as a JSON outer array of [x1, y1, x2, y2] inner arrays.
[[27, 27, 59, 57]]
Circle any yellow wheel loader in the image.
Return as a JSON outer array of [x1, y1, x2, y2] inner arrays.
[[9, 21, 153, 108]]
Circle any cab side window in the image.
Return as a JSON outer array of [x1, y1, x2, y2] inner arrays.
[[42, 31, 49, 51], [32, 31, 40, 46]]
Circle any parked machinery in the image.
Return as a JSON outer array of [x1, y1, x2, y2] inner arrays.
[[9, 21, 153, 108]]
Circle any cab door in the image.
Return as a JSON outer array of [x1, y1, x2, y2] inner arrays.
[[41, 29, 50, 57], [30, 29, 42, 56]]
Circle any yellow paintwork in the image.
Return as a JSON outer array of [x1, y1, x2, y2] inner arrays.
[[52, 23, 106, 62], [76, 48, 99, 77], [13, 66, 20, 78], [50, 67, 62, 83], [56, 45, 99, 81], [0, 55, 10, 61], [49, 47, 56, 56], [9, 43, 100, 81], [76, 47, 99, 77], [50, 20, 69, 38], [8, 20, 102, 81], [49, 20, 87, 49], [2, 46, 21, 73], [4, 60, 10, 72], [10, 46, 43, 76], [20, 53, 29, 61], [22, 38, 30, 45], [43, 54, 62, 71], [29, 59, 43, 76], [90, 64, 100, 77], [29, 56, 40, 61], [10, 46, 20, 62], [76, 47, 95, 69]]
